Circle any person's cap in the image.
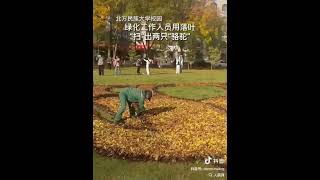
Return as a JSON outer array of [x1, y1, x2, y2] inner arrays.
[[145, 90, 153, 101]]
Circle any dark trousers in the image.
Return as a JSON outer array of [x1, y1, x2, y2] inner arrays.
[[137, 66, 141, 74], [98, 65, 105, 75], [114, 92, 136, 122]]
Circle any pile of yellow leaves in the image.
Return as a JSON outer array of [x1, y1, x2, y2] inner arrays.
[[93, 94, 227, 162]]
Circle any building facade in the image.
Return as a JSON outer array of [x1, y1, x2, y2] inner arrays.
[[213, 0, 227, 17], [214, 0, 227, 63]]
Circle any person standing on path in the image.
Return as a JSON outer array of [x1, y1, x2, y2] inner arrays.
[[136, 57, 142, 74], [179, 54, 184, 73], [97, 55, 105, 76], [107, 57, 112, 70], [143, 57, 152, 75], [175, 55, 181, 74], [114, 56, 121, 75]]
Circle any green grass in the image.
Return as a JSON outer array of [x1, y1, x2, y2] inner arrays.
[[158, 86, 226, 100], [94, 152, 226, 180], [94, 67, 227, 85]]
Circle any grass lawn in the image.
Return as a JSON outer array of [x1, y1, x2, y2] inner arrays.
[[157, 86, 226, 100], [94, 152, 226, 180], [93, 67, 227, 85]]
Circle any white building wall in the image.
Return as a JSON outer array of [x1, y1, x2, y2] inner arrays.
[[214, 0, 227, 17]]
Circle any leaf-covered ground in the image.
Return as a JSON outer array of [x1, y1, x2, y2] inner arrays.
[[93, 89, 227, 163], [201, 97, 227, 112]]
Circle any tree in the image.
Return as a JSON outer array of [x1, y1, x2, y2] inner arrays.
[[93, 0, 226, 66], [186, 0, 225, 63], [93, 0, 128, 59], [208, 47, 221, 70], [128, 48, 140, 61], [123, 0, 167, 58], [120, 0, 195, 59], [93, 0, 110, 31]]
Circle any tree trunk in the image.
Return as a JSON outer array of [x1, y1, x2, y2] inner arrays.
[[108, 20, 112, 58], [113, 43, 118, 59], [107, 46, 111, 58], [97, 33, 100, 55], [107, 36, 110, 59]]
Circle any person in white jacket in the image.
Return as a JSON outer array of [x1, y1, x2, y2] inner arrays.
[[175, 54, 181, 74], [143, 57, 152, 75]]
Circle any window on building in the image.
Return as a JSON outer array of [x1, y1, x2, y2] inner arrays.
[[213, 2, 217, 9]]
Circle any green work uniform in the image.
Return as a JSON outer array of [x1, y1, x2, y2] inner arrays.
[[114, 88, 146, 122]]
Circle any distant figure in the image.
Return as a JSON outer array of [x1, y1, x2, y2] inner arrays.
[[107, 57, 112, 70], [136, 58, 142, 74], [114, 56, 121, 75], [179, 54, 184, 73], [97, 55, 105, 76], [176, 56, 181, 74], [143, 58, 152, 75], [155, 58, 161, 68]]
